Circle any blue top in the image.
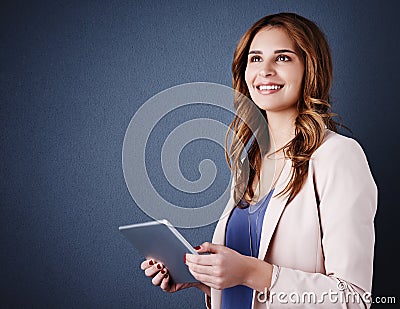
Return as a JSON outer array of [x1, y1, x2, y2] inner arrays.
[[221, 189, 274, 309]]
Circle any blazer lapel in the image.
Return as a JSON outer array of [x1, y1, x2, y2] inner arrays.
[[258, 158, 291, 260]]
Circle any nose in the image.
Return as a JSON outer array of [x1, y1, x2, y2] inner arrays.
[[258, 61, 275, 77]]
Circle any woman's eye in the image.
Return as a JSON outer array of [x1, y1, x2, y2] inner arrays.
[[250, 55, 262, 63], [276, 55, 290, 62]]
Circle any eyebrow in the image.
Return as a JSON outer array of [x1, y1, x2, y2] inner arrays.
[[248, 49, 297, 55]]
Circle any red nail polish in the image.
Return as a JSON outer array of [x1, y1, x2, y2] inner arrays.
[[164, 274, 168, 279], [157, 264, 162, 269], [149, 260, 154, 265], [184, 254, 186, 264], [194, 246, 201, 250], [161, 269, 165, 274]]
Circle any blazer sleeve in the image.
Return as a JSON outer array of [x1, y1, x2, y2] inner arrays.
[[266, 137, 378, 308]]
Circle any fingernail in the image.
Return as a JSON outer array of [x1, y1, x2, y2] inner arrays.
[[184, 254, 186, 264], [194, 246, 201, 250], [149, 260, 154, 265], [157, 264, 162, 269], [164, 274, 168, 279], [161, 269, 165, 274]]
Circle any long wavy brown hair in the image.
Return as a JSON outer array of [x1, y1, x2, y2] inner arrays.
[[226, 12, 339, 206]]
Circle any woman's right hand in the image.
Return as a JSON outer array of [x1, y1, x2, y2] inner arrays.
[[140, 258, 203, 293]]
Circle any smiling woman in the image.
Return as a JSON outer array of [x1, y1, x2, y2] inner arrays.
[[140, 12, 377, 309]]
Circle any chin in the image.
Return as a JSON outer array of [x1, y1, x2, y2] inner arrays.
[[252, 99, 297, 114], [252, 100, 278, 111]]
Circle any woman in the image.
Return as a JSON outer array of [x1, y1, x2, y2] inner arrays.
[[140, 12, 377, 308]]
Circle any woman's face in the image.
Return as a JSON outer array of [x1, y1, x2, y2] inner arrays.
[[245, 27, 304, 114]]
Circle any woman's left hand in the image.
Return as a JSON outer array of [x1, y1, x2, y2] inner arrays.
[[185, 242, 266, 290]]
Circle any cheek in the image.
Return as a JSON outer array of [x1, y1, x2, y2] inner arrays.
[[288, 69, 304, 93], [291, 77, 303, 93], [295, 77, 304, 95], [286, 82, 302, 102]]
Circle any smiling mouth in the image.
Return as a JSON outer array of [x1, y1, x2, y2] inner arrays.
[[256, 84, 284, 91]]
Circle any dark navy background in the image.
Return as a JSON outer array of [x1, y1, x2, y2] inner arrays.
[[1, 1, 399, 308]]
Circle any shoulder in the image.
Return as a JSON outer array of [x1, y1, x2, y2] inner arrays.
[[309, 130, 376, 191], [311, 129, 367, 163], [309, 129, 376, 185], [309, 130, 377, 218]]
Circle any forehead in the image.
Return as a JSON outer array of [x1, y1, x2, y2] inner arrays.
[[249, 27, 296, 51]]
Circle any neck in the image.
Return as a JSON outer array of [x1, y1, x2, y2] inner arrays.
[[266, 108, 298, 153]]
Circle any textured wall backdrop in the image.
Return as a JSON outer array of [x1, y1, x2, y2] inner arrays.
[[1, 0, 399, 308]]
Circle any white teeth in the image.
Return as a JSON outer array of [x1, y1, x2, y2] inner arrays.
[[258, 85, 282, 90]]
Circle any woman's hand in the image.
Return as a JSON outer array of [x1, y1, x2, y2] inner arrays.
[[140, 259, 210, 295], [186, 242, 273, 292]]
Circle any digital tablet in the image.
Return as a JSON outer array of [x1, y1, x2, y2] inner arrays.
[[119, 219, 199, 283]]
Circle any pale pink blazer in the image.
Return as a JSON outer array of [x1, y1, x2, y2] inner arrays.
[[207, 130, 377, 308]]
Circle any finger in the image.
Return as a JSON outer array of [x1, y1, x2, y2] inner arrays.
[[193, 244, 209, 254], [144, 262, 164, 277], [152, 267, 167, 286], [186, 261, 219, 277], [141, 259, 155, 270], [160, 273, 171, 291], [186, 252, 219, 266], [200, 242, 221, 254]]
